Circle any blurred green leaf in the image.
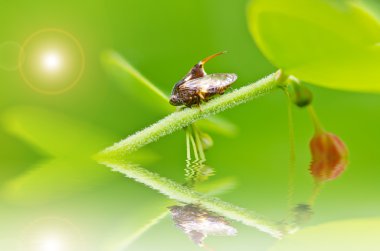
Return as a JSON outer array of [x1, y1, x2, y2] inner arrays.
[[0, 153, 158, 205], [101, 50, 172, 113], [1, 159, 115, 204], [195, 177, 236, 196], [2, 106, 116, 158], [269, 218, 380, 251], [196, 116, 238, 137], [248, 0, 380, 92], [2, 106, 159, 161]]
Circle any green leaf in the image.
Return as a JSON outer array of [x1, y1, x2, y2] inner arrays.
[[101, 50, 172, 113], [0, 152, 157, 205], [1, 159, 116, 205], [196, 116, 238, 137], [269, 218, 380, 251], [2, 106, 116, 158], [247, 0, 380, 92]]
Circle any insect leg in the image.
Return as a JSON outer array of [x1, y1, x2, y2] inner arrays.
[[198, 92, 206, 100]]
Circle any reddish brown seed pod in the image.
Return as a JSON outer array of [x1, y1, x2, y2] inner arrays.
[[309, 132, 348, 182], [169, 52, 237, 107]]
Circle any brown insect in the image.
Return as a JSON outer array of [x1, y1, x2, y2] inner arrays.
[[169, 52, 237, 107]]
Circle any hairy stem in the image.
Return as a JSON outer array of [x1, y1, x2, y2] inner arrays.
[[96, 73, 278, 159], [307, 105, 324, 134]]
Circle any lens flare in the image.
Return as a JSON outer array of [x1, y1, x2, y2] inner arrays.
[[39, 235, 64, 251], [42, 52, 62, 73], [19, 28, 85, 94], [20, 217, 84, 251]]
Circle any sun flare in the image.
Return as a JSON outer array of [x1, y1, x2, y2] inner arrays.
[[41, 52, 61, 72]]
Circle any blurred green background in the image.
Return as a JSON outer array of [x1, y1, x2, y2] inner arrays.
[[1, 0, 380, 250]]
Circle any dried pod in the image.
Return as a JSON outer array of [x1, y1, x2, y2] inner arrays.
[[310, 132, 348, 182], [169, 204, 237, 246]]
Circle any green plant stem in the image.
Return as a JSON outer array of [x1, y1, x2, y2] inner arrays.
[[100, 159, 286, 238], [96, 73, 278, 159], [192, 125, 206, 160], [307, 105, 324, 134], [189, 129, 199, 160], [308, 181, 324, 206], [285, 90, 296, 211]]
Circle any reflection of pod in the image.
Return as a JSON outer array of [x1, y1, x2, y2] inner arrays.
[[292, 204, 313, 225], [170, 52, 237, 107]]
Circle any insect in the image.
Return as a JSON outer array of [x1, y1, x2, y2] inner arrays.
[[169, 51, 237, 107]]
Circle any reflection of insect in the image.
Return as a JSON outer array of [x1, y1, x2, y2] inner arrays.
[[169, 52, 237, 107], [169, 204, 237, 246]]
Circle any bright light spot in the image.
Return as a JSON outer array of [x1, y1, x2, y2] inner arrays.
[[42, 52, 61, 72], [39, 235, 64, 251]]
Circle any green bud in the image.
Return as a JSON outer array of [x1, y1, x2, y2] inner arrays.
[[199, 132, 213, 150], [287, 77, 313, 107]]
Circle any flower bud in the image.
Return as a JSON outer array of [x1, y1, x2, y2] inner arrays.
[[309, 132, 348, 182], [287, 77, 313, 107], [199, 132, 213, 150]]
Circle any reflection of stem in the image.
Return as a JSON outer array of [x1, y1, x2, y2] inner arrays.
[[308, 181, 323, 206], [285, 90, 296, 211], [186, 128, 191, 160], [307, 105, 324, 134], [96, 73, 278, 158], [186, 124, 210, 186], [111, 178, 236, 251], [101, 160, 286, 238], [185, 127, 193, 186]]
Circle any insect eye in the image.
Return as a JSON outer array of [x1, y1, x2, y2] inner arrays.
[[169, 95, 180, 105]]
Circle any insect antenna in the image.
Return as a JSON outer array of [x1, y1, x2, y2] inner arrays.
[[199, 51, 227, 66]]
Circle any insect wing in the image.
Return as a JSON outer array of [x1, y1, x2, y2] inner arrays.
[[179, 73, 237, 93]]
